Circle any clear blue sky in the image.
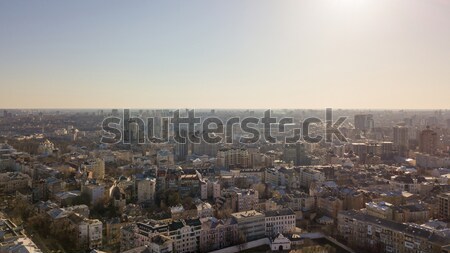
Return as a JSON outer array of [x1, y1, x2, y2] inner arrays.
[[1, 0, 450, 109]]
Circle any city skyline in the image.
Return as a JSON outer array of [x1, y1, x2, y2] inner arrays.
[[1, 1, 450, 252], [1, 0, 450, 109]]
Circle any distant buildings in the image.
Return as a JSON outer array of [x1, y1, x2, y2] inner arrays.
[[393, 125, 409, 157], [3, 109, 450, 253], [216, 148, 249, 169], [283, 143, 309, 166], [174, 141, 189, 162], [354, 114, 374, 131], [416, 153, 450, 168], [419, 126, 438, 155]]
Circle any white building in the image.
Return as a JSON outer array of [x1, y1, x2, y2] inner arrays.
[[265, 208, 296, 236], [168, 219, 201, 253], [231, 210, 265, 241], [270, 233, 291, 251]]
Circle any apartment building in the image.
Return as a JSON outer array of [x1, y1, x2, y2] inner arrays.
[[0, 172, 30, 193], [338, 210, 450, 253], [264, 208, 296, 236], [168, 219, 201, 253], [200, 217, 239, 252], [438, 192, 450, 220]]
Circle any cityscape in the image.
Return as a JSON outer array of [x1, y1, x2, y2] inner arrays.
[[0, 109, 450, 253], [1, 1, 450, 253]]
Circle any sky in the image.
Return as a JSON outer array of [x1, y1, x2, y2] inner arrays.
[[0, 0, 450, 109]]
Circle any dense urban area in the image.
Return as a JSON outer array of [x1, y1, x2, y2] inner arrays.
[[0, 109, 449, 253]]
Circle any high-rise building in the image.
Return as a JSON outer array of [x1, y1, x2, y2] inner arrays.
[[393, 125, 409, 156], [174, 129, 191, 162], [283, 142, 309, 166], [351, 143, 367, 158], [111, 109, 119, 117], [174, 141, 189, 162], [216, 148, 249, 169], [419, 126, 438, 155], [354, 114, 374, 131], [380, 141, 394, 159]]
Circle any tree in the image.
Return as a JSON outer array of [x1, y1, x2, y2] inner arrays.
[[11, 199, 34, 222], [251, 183, 266, 198], [28, 214, 49, 234], [166, 190, 181, 207], [216, 208, 232, 219], [71, 191, 91, 206]]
